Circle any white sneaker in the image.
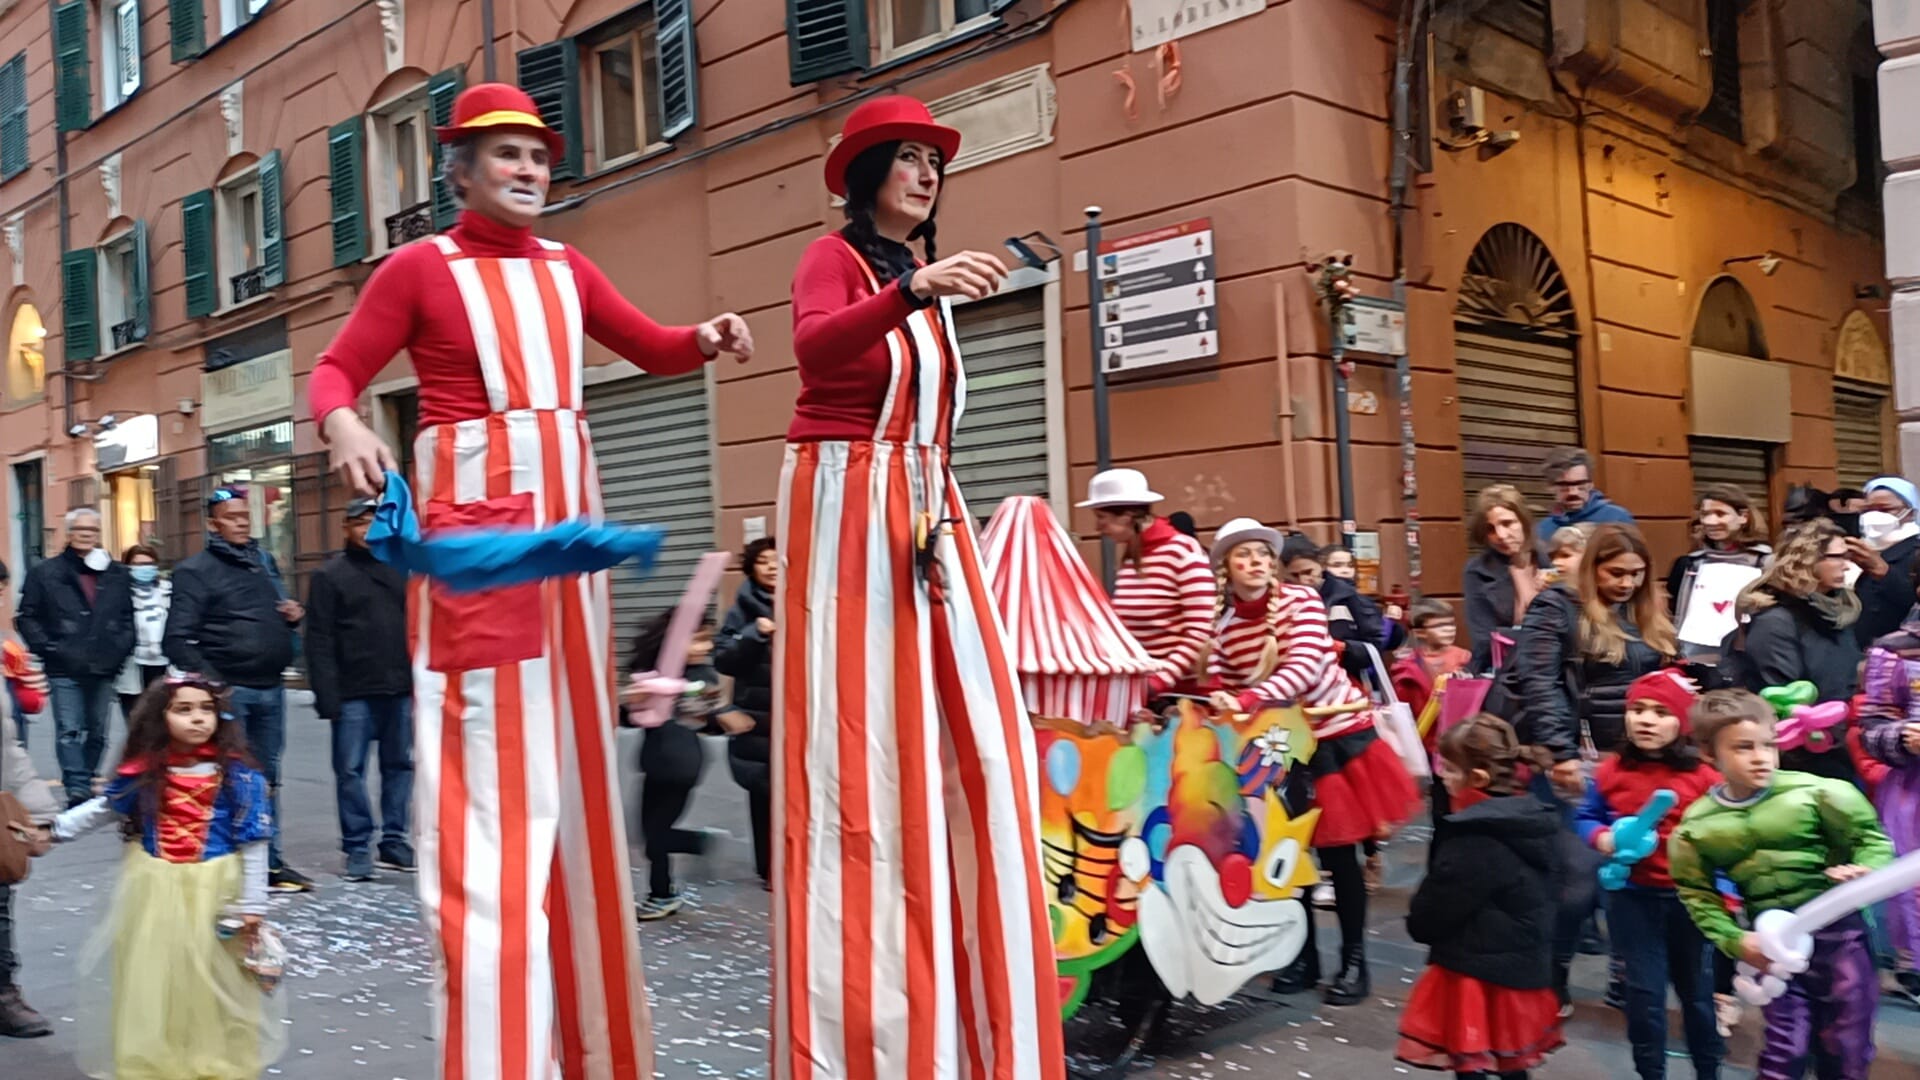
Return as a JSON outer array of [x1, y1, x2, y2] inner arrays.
[[1311, 883, 1335, 909]]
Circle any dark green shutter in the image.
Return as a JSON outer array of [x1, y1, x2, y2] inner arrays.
[[61, 248, 97, 361], [53, 1, 89, 132], [989, 0, 1016, 11], [181, 189, 214, 318], [0, 54, 25, 180], [259, 148, 284, 287], [787, 0, 867, 85], [515, 41, 581, 180], [428, 67, 465, 231], [656, 0, 697, 140], [327, 118, 366, 266], [129, 219, 150, 342], [169, 0, 204, 61]]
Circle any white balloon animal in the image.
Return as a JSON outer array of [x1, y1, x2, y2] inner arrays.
[[1734, 849, 1920, 1005]]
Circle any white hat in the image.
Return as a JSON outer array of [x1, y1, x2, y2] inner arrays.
[[1077, 468, 1163, 509], [1210, 517, 1285, 567]]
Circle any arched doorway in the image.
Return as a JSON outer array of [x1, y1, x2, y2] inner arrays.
[[1832, 310, 1891, 488], [1687, 277, 1783, 528], [1452, 223, 1580, 512], [3, 300, 44, 406]]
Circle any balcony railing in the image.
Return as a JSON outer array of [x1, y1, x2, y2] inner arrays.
[[109, 318, 139, 350], [386, 202, 434, 249], [230, 265, 268, 306]]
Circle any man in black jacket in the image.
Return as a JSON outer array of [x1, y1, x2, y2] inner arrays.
[[306, 498, 414, 882], [15, 508, 134, 806], [163, 487, 312, 891], [713, 536, 777, 885]]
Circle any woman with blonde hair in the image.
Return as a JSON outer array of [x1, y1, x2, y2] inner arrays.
[[1731, 518, 1862, 781], [1463, 484, 1546, 673]]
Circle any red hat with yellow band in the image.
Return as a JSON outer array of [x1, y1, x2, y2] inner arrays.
[[434, 83, 567, 160]]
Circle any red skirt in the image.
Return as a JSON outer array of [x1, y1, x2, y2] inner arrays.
[[1309, 730, 1418, 848], [1396, 966, 1563, 1073]]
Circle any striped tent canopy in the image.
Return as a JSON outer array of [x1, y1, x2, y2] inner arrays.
[[980, 495, 1162, 727]]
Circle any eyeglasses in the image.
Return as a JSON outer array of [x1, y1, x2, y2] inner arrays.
[[1550, 477, 1594, 490]]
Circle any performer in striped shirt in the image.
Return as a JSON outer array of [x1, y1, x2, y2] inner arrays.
[[1205, 518, 1417, 1007], [1080, 469, 1214, 697]]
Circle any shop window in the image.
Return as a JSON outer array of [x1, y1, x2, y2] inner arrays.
[[369, 87, 434, 253], [99, 0, 139, 112], [207, 420, 294, 576], [106, 466, 155, 554], [585, 15, 664, 170], [1697, 0, 1743, 141], [3, 302, 45, 405]]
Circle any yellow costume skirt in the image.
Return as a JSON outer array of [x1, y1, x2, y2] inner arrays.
[[75, 846, 288, 1080]]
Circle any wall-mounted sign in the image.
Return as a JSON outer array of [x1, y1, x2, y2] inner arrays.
[[1096, 218, 1218, 374], [93, 413, 158, 470], [1130, 0, 1267, 50], [200, 348, 292, 434], [1338, 297, 1407, 356]]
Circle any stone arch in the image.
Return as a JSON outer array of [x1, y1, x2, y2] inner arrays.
[[3, 294, 46, 405], [1691, 275, 1768, 358], [367, 66, 431, 112], [1453, 222, 1578, 336]]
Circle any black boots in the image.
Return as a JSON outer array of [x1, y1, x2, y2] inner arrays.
[[1323, 943, 1370, 1006], [0, 984, 51, 1038], [1271, 941, 1322, 994]]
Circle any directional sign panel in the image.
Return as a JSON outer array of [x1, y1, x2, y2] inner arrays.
[[1095, 218, 1217, 374]]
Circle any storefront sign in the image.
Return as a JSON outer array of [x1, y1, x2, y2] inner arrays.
[[1338, 297, 1407, 356], [1131, 0, 1267, 50], [1096, 218, 1218, 374], [93, 413, 158, 470], [200, 348, 292, 433]]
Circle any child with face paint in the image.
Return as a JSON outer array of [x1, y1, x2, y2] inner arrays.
[[1571, 670, 1723, 1079]]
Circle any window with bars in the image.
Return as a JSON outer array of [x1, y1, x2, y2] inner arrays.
[[1697, 0, 1743, 141]]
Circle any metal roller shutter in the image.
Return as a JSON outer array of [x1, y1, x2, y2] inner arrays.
[[1689, 437, 1771, 530], [950, 290, 1049, 520], [1834, 385, 1888, 489], [1454, 330, 1580, 512], [585, 373, 715, 647]]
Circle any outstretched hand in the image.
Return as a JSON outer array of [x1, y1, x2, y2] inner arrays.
[[697, 313, 754, 361]]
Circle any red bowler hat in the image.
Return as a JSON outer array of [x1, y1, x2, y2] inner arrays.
[[824, 96, 961, 198], [434, 82, 567, 159]]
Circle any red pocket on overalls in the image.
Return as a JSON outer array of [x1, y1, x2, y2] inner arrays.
[[423, 492, 545, 673]]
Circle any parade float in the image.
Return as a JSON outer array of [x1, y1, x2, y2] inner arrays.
[[980, 496, 1327, 1074]]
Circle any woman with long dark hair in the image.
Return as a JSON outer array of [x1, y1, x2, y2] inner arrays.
[[775, 97, 1061, 1079], [1462, 484, 1545, 673]]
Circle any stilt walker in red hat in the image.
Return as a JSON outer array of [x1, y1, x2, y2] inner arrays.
[[307, 83, 752, 1080], [774, 95, 1064, 1080]]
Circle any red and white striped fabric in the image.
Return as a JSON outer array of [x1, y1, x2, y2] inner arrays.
[[1110, 519, 1214, 693], [409, 233, 653, 1080], [980, 495, 1158, 727], [1211, 582, 1376, 740], [774, 239, 1063, 1080]]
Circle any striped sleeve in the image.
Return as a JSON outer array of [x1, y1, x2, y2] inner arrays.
[[1154, 542, 1216, 693], [1243, 586, 1337, 706]]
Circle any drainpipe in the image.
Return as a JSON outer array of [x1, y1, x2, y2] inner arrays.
[[51, 0, 73, 440], [1275, 281, 1300, 527], [1387, 0, 1431, 593], [480, 0, 498, 81]]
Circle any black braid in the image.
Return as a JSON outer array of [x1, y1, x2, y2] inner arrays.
[[908, 217, 938, 264]]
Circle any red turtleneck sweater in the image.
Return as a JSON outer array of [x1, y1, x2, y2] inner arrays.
[[307, 211, 710, 427]]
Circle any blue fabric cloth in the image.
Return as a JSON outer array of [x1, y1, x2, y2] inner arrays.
[[365, 471, 664, 594], [105, 760, 274, 861], [1866, 476, 1920, 510]]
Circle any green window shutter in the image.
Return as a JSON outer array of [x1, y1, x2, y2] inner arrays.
[[169, 0, 204, 61], [427, 67, 466, 231], [327, 118, 367, 266], [989, 0, 1016, 11], [0, 54, 26, 180], [53, 1, 90, 132], [787, 0, 867, 85], [61, 248, 97, 361], [181, 189, 214, 318], [130, 219, 150, 342], [259, 148, 285, 287], [655, 0, 697, 140], [515, 41, 581, 180]]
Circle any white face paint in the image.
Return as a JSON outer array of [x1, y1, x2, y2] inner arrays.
[[1135, 845, 1310, 1005]]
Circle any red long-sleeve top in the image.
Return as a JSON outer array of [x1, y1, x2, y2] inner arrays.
[[307, 211, 710, 427], [787, 234, 923, 442]]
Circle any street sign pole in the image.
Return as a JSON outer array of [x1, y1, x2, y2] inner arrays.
[[1086, 206, 1115, 588], [1330, 320, 1357, 551]]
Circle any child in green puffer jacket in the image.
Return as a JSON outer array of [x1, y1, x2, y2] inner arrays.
[[1668, 689, 1893, 1080]]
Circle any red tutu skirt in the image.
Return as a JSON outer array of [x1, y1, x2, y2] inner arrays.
[[1309, 730, 1418, 848], [1396, 966, 1563, 1073]]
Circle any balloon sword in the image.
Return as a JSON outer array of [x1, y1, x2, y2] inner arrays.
[[625, 551, 730, 728], [1734, 849, 1920, 1004], [1598, 788, 1677, 891]]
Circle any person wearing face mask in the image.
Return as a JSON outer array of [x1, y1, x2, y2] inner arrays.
[[112, 544, 171, 723], [1463, 484, 1548, 674], [1847, 476, 1920, 646], [1730, 519, 1864, 783], [14, 508, 134, 807], [1665, 486, 1770, 662]]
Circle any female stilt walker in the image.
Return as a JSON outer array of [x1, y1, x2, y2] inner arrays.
[[776, 96, 1064, 1080], [308, 84, 752, 1080]]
